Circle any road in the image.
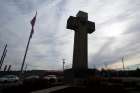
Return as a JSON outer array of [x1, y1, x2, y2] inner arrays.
[[32, 85, 69, 93]]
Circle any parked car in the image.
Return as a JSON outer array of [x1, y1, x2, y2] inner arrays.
[[0, 75, 20, 83], [25, 75, 40, 80], [43, 75, 57, 83], [44, 75, 57, 80]]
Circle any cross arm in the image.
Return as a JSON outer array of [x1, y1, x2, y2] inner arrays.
[[87, 21, 95, 34], [67, 16, 78, 31]]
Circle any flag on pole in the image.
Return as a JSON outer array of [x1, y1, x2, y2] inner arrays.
[[30, 11, 37, 38], [20, 11, 37, 73]]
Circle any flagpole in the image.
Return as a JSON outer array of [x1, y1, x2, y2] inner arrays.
[[0, 44, 7, 70], [20, 31, 32, 73], [20, 11, 37, 73], [0, 49, 7, 70]]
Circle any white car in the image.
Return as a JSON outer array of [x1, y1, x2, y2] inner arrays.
[[0, 75, 19, 83], [43, 75, 57, 81], [43, 75, 57, 83]]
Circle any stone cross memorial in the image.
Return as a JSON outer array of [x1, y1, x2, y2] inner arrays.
[[67, 11, 95, 74]]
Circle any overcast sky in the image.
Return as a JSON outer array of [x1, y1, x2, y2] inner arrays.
[[0, 0, 140, 70]]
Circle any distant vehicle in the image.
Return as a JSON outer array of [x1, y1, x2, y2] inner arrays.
[[25, 75, 40, 80], [43, 75, 57, 80], [43, 75, 57, 83], [0, 75, 19, 83]]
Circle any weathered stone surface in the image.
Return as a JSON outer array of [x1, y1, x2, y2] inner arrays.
[[66, 11, 95, 72]]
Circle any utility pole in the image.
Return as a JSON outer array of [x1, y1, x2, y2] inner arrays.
[[62, 59, 65, 71], [122, 56, 125, 71]]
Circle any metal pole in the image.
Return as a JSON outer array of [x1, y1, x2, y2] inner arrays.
[[122, 57, 125, 71], [20, 34, 31, 73], [0, 49, 7, 70], [0, 44, 7, 70], [63, 59, 65, 71], [7, 65, 11, 72], [4, 65, 7, 72]]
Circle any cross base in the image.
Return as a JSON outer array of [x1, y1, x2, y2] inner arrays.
[[64, 68, 97, 84]]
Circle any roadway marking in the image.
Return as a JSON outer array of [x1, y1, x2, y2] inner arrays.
[[32, 85, 69, 93]]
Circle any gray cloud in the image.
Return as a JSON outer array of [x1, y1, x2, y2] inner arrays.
[[0, 0, 140, 70]]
